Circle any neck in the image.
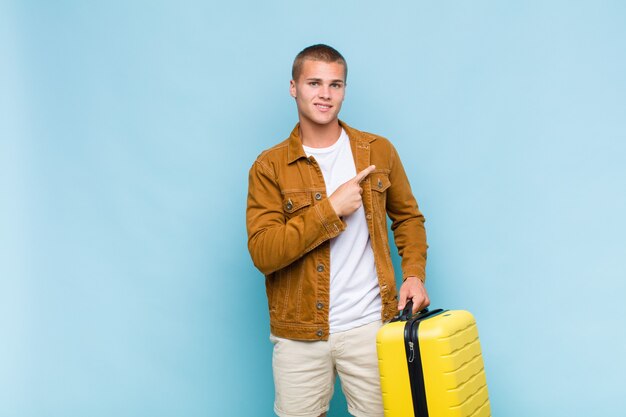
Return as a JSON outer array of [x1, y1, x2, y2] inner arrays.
[[299, 119, 342, 148]]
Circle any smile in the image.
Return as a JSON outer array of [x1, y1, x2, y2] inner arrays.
[[315, 104, 332, 111]]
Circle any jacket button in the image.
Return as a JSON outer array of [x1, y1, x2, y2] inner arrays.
[[366, 213, 372, 219], [378, 179, 383, 188], [285, 202, 293, 210], [316, 330, 324, 337], [317, 264, 324, 272], [314, 192, 322, 200], [316, 302, 324, 310]]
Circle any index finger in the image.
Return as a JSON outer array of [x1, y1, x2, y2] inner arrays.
[[354, 165, 376, 184]]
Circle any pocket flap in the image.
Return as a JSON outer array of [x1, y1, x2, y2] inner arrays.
[[283, 193, 312, 213], [371, 174, 391, 193]]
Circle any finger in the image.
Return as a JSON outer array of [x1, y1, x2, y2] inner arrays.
[[411, 296, 422, 314], [412, 296, 430, 313], [354, 165, 376, 184], [397, 291, 408, 310]]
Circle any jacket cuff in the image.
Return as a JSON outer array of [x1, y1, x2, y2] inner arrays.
[[402, 267, 426, 283], [314, 199, 346, 239]]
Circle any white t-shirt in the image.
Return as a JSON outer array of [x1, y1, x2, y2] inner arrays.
[[303, 129, 382, 333]]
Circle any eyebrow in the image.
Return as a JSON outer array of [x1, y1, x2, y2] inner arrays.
[[305, 78, 345, 84]]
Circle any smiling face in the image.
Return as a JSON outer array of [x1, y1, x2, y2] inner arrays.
[[289, 59, 346, 128]]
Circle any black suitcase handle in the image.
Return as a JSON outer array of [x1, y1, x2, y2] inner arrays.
[[391, 300, 444, 322]]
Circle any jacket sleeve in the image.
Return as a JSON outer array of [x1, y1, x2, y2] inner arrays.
[[385, 144, 428, 281], [246, 159, 346, 275]]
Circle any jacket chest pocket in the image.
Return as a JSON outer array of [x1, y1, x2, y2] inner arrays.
[[371, 172, 391, 210], [283, 192, 312, 219], [371, 173, 391, 193]]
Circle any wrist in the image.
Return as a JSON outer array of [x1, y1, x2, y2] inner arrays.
[[328, 196, 342, 217]]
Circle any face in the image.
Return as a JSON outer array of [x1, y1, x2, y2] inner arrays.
[[290, 59, 346, 127]]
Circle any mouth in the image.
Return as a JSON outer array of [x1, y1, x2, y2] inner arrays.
[[314, 103, 332, 112]]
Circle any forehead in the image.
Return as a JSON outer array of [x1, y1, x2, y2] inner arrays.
[[298, 59, 346, 81]]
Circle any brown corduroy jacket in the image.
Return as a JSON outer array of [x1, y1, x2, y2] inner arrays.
[[246, 121, 427, 340]]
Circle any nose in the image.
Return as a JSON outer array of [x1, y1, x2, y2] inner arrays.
[[317, 85, 331, 100]]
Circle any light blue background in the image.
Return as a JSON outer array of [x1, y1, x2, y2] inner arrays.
[[2, 1, 625, 416]]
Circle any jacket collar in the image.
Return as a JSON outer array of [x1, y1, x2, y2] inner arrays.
[[287, 120, 377, 164]]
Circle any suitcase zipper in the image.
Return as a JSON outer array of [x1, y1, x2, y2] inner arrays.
[[404, 310, 446, 416], [404, 318, 428, 416]]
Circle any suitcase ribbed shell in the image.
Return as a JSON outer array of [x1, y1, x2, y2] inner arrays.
[[376, 310, 491, 417]]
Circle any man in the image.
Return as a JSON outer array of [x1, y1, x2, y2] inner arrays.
[[246, 44, 429, 417]]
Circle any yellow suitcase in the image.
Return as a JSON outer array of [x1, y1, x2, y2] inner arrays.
[[376, 304, 491, 417]]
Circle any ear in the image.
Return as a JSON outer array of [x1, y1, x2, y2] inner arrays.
[[289, 79, 296, 98]]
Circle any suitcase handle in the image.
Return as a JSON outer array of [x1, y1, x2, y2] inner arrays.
[[393, 300, 424, 321], [392, 300, 444, 322]]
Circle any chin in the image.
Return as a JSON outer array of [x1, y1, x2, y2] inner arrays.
[[315, 113, 339, 125], [314, 119, 338, 126]]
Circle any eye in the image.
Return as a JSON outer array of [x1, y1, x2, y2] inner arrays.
[[309, 81, 319, 86], [330, 83, 342, 88]]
